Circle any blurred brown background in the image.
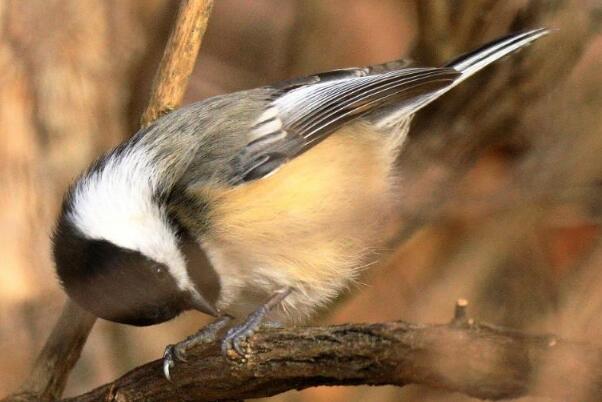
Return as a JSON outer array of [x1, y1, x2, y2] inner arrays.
[[1, 1, 601, 400]]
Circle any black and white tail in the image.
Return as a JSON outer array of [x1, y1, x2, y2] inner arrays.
[[373, 28, 549, 128], [232, 29, 549, 184], [445, 28, 549, 83]]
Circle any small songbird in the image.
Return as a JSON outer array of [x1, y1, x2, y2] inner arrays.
[[52, 29, 548, 379]]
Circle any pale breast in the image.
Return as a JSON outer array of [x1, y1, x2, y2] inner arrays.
[[198, 122, 400, 320]]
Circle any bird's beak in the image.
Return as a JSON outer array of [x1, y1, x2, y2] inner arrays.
[[189, 293, 219, 317]]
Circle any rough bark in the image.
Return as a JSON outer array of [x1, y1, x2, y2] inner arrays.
[[60, 306, 602, 402], [3, 1, 600, 401]]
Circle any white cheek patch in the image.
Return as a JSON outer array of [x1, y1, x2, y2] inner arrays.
[[68, 148, 199, 298]]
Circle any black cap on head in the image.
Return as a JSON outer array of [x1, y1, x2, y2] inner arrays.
[[53, 216, 193, 326]]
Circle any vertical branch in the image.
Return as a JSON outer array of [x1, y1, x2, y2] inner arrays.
[[141, 0, 214, 126], [2, 1, 214, 401], [17, 302, 96, 402]]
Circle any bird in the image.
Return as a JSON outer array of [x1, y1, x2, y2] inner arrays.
[[51, 28, 549, 380]]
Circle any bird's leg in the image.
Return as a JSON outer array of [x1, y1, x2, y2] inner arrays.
[[222, 287, 292, 357], [163, 314, 232, 380]]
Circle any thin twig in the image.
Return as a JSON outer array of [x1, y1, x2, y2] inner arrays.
[[2, 1, 214, 401], [141, 0, 214, 126], [7, 302, 95, 402]]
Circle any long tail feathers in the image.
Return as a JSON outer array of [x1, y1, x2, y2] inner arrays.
[[445, 28, 549, 88], [373, 28, 549, 128], [424, 28, 550, 108]]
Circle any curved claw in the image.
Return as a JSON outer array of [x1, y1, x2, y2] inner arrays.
[[163, 346, 176, 382], [221, 338, 232, 358], [163, 343, 190, 381], [221, 324, 255, 358], [221, 289, 293, 359], [162, 315, 234, 380], [221, 327, 240, 357], [231, 333, 247, 356]]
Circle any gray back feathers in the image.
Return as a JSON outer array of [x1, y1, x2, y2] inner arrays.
[[137, 29, 548, 189], [227, 28, 549, 184]]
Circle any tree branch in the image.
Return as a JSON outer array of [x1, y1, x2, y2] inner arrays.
[[4, 2, 598, 402], [140, 0, 214, 126], [60, 302, 602, 402], [6, 302, 95, 402], [1, 1, 214, 401]]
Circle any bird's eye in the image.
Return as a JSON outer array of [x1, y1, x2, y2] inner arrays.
[[153, 264, 168, 280]]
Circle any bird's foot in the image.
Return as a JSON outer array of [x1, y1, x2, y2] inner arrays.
[[163, 314, 232, 381], [221, 288, 292, 358]]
